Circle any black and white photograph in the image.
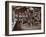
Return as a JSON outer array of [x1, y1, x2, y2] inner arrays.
[[12, 6, 41, 31], [5, 1, 45, 36]]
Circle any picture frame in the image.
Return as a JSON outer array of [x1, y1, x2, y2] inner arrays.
[[5, 1, 45, 36]]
